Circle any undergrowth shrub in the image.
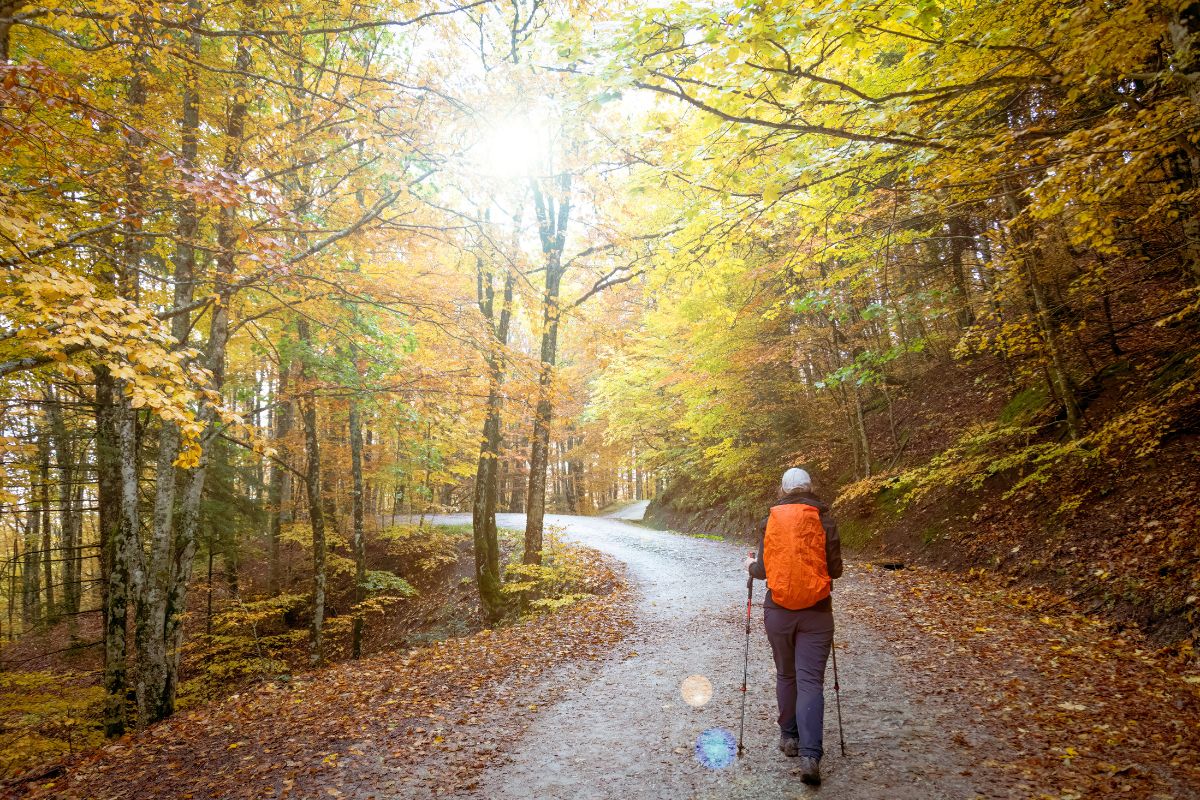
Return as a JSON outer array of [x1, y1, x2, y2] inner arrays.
[[0, 671, 103, 779], [502, 528, 618, 614], [177, 593, 309, 707], [379, 523, 469, 575], [841, 342, 1200, 522]]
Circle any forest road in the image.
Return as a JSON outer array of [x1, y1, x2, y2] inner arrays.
[[433, 510, 1007, 800]]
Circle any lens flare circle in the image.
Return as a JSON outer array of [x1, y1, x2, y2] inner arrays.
[[680, 674, 713, 708], [694, 727, 736, 769]]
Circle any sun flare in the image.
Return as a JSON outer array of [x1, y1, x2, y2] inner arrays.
[[473, 117, 547, 179]]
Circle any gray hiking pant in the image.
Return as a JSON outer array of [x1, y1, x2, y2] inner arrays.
[[764, 603, 834, 759]]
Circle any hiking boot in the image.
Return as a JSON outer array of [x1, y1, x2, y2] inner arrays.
[[799, 756, 821, 786], [778, 736, 799, 757]]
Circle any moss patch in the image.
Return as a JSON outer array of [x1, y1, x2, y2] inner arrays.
[[839, 517, 878, 550], [998, 387, 1048, 425]]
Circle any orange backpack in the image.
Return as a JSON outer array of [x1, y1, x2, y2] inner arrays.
[[763, 503, 831, 610]]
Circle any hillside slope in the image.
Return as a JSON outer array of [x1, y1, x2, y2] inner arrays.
[[645, 349, 1200, 647]]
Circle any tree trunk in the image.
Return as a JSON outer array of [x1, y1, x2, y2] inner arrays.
[[1003, 184, 1082, 439], [473, 261, 514, 623], [153, 24, 244, 723], [563, 438, 579, 513], [47, 388, 80, 617], [349, 398, 367, 658], [524, 174, 571, 565], [851, 382, 872, 478], [297, 319, 327, 666], [95, 40, 151, 719], [38, 425, 54, 622], [268, 366, 293, 595], [22, 504, 38, 627], [947, 214, 975, 330], [7, 537, 17, 639], [135, 7, 200, 725], [568, 440, 585, 513], [508, 452, 525, 513], [95, 365, 132, 737], [100, 19, 151, 735], [160, 315, 227, 717]]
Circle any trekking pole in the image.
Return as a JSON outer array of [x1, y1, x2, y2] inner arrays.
[[737, 573, 753, 758], [830, 619, 846, 757]]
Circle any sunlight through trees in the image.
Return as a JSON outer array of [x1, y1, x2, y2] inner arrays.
[[1, 0, 1197, 788]]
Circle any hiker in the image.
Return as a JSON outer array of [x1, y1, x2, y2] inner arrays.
[[743, 467, 843, 786]]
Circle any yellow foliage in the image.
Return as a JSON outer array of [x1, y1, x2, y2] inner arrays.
[[0, 671, 105, 779]]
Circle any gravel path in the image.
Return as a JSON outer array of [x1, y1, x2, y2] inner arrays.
[[435, 510, 1008, 799], [603, 500, 652, 521]]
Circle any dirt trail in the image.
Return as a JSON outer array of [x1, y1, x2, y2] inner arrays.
[[429, 510, 1008, 799]]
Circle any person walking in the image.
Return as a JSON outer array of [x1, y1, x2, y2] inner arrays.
[[743, 467, 843, 786]]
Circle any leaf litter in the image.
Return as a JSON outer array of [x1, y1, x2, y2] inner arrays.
[[845, 562, 1200, 799], [11, 549, 633, 800]]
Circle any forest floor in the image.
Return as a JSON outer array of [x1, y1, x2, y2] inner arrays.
[[8, 508, 1199, 799]]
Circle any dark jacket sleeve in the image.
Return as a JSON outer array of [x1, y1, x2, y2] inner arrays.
[[822, 509, 843, 579], [748, 516, 768, 580]]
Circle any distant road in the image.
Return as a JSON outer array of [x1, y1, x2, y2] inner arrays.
[[603, 499, 651, 522]]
